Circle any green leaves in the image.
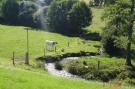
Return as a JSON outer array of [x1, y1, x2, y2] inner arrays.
[[102, 0, 135, 56], [47, 0, 92, 35], [1, 0, 19, 24]]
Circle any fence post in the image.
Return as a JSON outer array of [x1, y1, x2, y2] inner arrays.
[[68, 42, 70, 47], [25, 28, 29, 65], [97, 61, 100, 70], [44, 47, 46, 57], [12, 52, 15, 66], [25, 52, 29, 65], [55, 46, 57, 52]]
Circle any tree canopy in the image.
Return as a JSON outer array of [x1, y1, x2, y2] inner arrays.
[[47, 0, 92, 35], [1, 0, 19, 24], [102, 0, 135, 66]]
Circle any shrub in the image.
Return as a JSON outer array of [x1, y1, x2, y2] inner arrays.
[[67, 61, 89, 75], [118, 70, 135, 80], [82, 69, 118, 82], [65, 59, 127, 81], [36, 60, 45, 69], [125, 78, 135, 85], [55, 62, 63, 70], [83, 61, 87, 66]]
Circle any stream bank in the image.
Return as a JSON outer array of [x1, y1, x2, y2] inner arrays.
[[36, 51, 99, 78]]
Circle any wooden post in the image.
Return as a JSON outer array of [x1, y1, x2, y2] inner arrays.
[[55, 46, 57, 52], [97, 61, 100, 70], [44, 47, 46, 57], [25, 28, 29, 65], [68, 42, 70, 47], [12, 52, 15, 66], [25, 52, 29, 65]]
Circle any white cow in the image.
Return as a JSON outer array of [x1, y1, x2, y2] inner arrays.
[[45, 40, 57, 51]]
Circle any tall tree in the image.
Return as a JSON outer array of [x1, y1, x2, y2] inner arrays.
[[126, 0, 135, 66], [102, 0, 135, 66]]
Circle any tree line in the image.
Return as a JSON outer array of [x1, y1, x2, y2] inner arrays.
[[0, 0, 92, 35]]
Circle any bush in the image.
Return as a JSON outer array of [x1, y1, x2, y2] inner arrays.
[[36, 60, 45, 69], [125, 78, 135, 85], [118, 70, 135, 80], [67, 61, 89, 75], [47, 0, 92, 35], [55, 62, 63, 70], [82, 69, 119, 82], [64, 59, 126, 81]]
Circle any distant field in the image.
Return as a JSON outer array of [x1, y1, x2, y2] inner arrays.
[[0, 66, 134, 89], [85, 7, 105, 33]]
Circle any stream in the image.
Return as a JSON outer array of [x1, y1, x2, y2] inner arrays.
[[45, 56, 97, 78]]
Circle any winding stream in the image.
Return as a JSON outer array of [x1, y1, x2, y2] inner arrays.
[[45, 56, 97, 78]]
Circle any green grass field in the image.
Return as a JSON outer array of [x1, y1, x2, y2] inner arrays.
[[0, 65, 135, 89], [85, 7, 105, 33], [0, 7, 135, 89], [0, 24, 99, 63]]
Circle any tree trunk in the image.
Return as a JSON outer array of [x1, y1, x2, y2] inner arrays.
[[125, 0, 134, 66], [126, 42, 132, 66]]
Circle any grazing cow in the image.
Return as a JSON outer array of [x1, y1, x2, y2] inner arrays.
[[45, 40, 58, 51]]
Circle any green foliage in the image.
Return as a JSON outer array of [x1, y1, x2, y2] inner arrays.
[[118, 70, 135, 80], [18, 1, 38, 27], [64, 57, 128, 81], [101, 0, 133, 56], [89, 0, 116, 6], [66, 61, 89, 75], [104, 0, 116, 5], [55, 62, 63, 70], [0, 25, 99, 60], [44, 0, 54, 5], [47, 0, 92, 34], [68, 1, 92, 33], [1, 0, 19, 24], [125, 78, 135, 85]]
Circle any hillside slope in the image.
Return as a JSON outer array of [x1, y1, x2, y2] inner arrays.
[[0, 24, 99, 64], [0, 66, 133, 89]]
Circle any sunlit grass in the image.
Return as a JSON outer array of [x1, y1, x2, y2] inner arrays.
[[0, 24, 99, 63], [0, 66, 134, 89]]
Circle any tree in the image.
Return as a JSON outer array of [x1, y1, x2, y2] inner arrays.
[[126, 0, 135, 66], [44, 0, 54, 5], [1, 0, 19, 24], [104, 0, 116, 5], [102, 0, 135, 66], [68, 1, 92, 33], [47, 0, 92, 35], [18, 1, 37, 27]]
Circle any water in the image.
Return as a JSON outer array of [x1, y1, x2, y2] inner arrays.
[[45, 63, 77, 78], [45, 56, 97, 78]]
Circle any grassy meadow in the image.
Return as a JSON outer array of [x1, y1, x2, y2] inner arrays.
[[0, 25, 99, 63], [0, 7, 135, 89], [0, 65, 135, 89]]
